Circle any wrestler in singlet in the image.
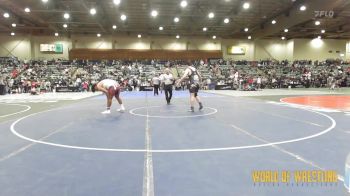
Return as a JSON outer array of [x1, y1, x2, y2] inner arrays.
[[93, 79, 125, 114], [177, 65, 204, 112], [188, 66, 200, 97]]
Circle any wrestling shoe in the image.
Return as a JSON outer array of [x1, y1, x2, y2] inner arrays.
[[101, 110, 111, 114], [199, 103, 203, 110], [117, 108, 126, 113]]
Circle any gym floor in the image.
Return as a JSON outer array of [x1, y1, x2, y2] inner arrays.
[[0, 90, 349, 196]]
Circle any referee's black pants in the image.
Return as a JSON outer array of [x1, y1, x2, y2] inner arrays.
[[164, 84, 173, 104], [153, 85, 159, 95]]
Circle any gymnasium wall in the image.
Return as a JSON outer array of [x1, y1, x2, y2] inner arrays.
[[221, 39, 255, 60], [0, 34, 348, 61], [293, 39, 347, 61], [0, 35, 71, 60], [151, 38, 186, 50], [73, 36, 112, 49], [0, 35, 31, 60], [286, 40, 294, 61], [253, 40, 294, 61], [32, 36, 72, 60], [347, 41, 350, 60]]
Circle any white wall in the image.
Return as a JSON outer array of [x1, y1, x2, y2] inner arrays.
[[293, 39, 347, 61], [346, 41, 350, 60], [159, 40, 187, 50], [188, 38, 221, 50], [0, 34, 348, 61], [111, 36, 150, 50], [0, 35, 31, 60], [125, 36, 222, 51], [73, 36, 112, 49], [254, 39, 293, 61], [286, 40, 294, 61]]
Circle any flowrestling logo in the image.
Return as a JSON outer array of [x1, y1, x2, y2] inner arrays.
[[314, 11, 334, 18]]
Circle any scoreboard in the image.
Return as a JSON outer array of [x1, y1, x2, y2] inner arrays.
[[40, 44, 63, 53], [227, 46, 246, 55]]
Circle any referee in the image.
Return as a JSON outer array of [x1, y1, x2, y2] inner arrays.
[[160, 68, 175, 105], [151, 74, 161, 96]]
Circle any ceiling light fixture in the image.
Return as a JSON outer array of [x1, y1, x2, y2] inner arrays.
[[300, 5, 306, 11], [113, 0, 121, 5], [138, 34, 142, 38], [159, 26, 164, 30], [212, 35, 216, 39], [24, 8, 31, 13], [203, 27, 207, 31], [321, 29, 326, 34], [97, 33, 101, 37], [176, 35, 180, 39], [113, 25, 117, 29], [11, 32, 15, 36], [55, 33, 59, 36], [63, 24, 68, 28], [243, 2, 250, 9], [151, 10, 158, 17], [315, 21, 320, 25], [272, 20, 276, 24], [12, 23, 16, 27], [90, 8, 96, 15], [208, 12, 215, 19], [121, 14, 127, 21], [284, 28, 288, 32], [224, 18, 230, 24], [63, 13, 70, 19], [180, 0, 188, 8], [244, 28, 249, 32], [174, 17, 179, 23], [281, 36, 286, 40], [248, 35, 252, 40], [3, 13, 9, 18], [42, 0, 48, 3]]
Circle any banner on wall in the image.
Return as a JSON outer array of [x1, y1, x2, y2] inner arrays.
[[227, 46, 246, 55], [40, 44, 63, 53]]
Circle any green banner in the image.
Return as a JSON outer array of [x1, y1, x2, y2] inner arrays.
[[55, 44, 63, 53]]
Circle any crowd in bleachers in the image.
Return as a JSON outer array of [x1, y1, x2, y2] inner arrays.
[[1, 57, 350, 95], [207, 59, 350, 90]]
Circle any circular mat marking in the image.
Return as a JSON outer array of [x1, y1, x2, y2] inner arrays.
[[0, 103, 31, 118], [129, 106, 218, 118], [10, 104, 336, 153]]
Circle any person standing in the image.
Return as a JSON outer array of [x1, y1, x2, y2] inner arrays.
[[256, 76, 262, 90], [81, 81, 88, 92], [181, 81, 186, 91], [132, 77, 138, 91], [160, 68, 175, 105], [176, 65, 203, 112], [151, 74, 161, 96], [0, 75, 5, 95]]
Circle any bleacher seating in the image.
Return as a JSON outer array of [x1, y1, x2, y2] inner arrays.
[[1, 58, 349, 94]]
